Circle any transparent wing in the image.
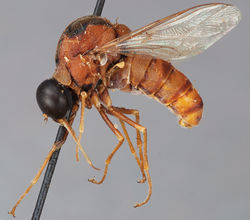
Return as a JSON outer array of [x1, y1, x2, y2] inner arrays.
[[95, 3, 241, 61]]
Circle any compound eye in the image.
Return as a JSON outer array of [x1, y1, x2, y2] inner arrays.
[[36, 78, 73, 120]]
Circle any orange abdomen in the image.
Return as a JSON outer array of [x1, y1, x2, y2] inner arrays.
[[110, 55, 203, 127]]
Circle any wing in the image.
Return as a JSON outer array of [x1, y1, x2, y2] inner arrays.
[[94, 3, 241, 61]]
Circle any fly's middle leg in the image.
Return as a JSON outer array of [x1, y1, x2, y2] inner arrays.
[[88, 105, 124, 184]]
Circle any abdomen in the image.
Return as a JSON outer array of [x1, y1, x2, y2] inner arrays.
[[109, 55, 203, 128]]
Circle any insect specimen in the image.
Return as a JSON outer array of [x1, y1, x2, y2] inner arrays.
[[9, 3, 241, 217]]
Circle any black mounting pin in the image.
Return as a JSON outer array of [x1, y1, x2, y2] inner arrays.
[[31, 1, 106, 219], [93, 0, 105, 16]]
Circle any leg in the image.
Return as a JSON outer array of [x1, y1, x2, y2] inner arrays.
[[76, 91, 87, 162], [58, 119, 100, 170], [9, 143, 58, 217], [88, 106, 124, 184], [9, 104, 79, 217], [112, 107, 142, 150], [107, 107, 152, 208], [113, 107, 146, 183]]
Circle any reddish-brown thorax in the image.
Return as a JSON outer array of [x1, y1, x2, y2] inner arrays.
[[55, 23, 117, 87]]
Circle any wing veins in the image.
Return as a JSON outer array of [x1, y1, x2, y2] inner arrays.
[[94, 3, 241, 61]]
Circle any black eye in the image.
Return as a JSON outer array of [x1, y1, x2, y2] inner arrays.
[[36, 78, 73, 120]]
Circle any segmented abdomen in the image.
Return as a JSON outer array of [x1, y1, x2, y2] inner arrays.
[[110, 55, 203, 127]]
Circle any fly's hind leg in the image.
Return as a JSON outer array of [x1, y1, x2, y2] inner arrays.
[[107, 107, 152, 208], [88, 105, 124, 184], [112, 107, 146, 183]]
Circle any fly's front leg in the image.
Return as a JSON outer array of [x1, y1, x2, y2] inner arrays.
[[112, 107, 146, 183], [75, 91, 87, 162], [58, 118, 100, 171], [9, 103, 79, 217], [107, 107, 152, 208], [88, 93, 124, 184], [9, 143, 60, 217]]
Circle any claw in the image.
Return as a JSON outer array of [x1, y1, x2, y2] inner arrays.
[[88, 178, 98, 184], [134, 203, 140, 208], [8, 210, 16, 218], [137, 177, 146, 183]]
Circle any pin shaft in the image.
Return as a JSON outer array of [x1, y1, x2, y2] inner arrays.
[[31, 1, 106, 219]]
